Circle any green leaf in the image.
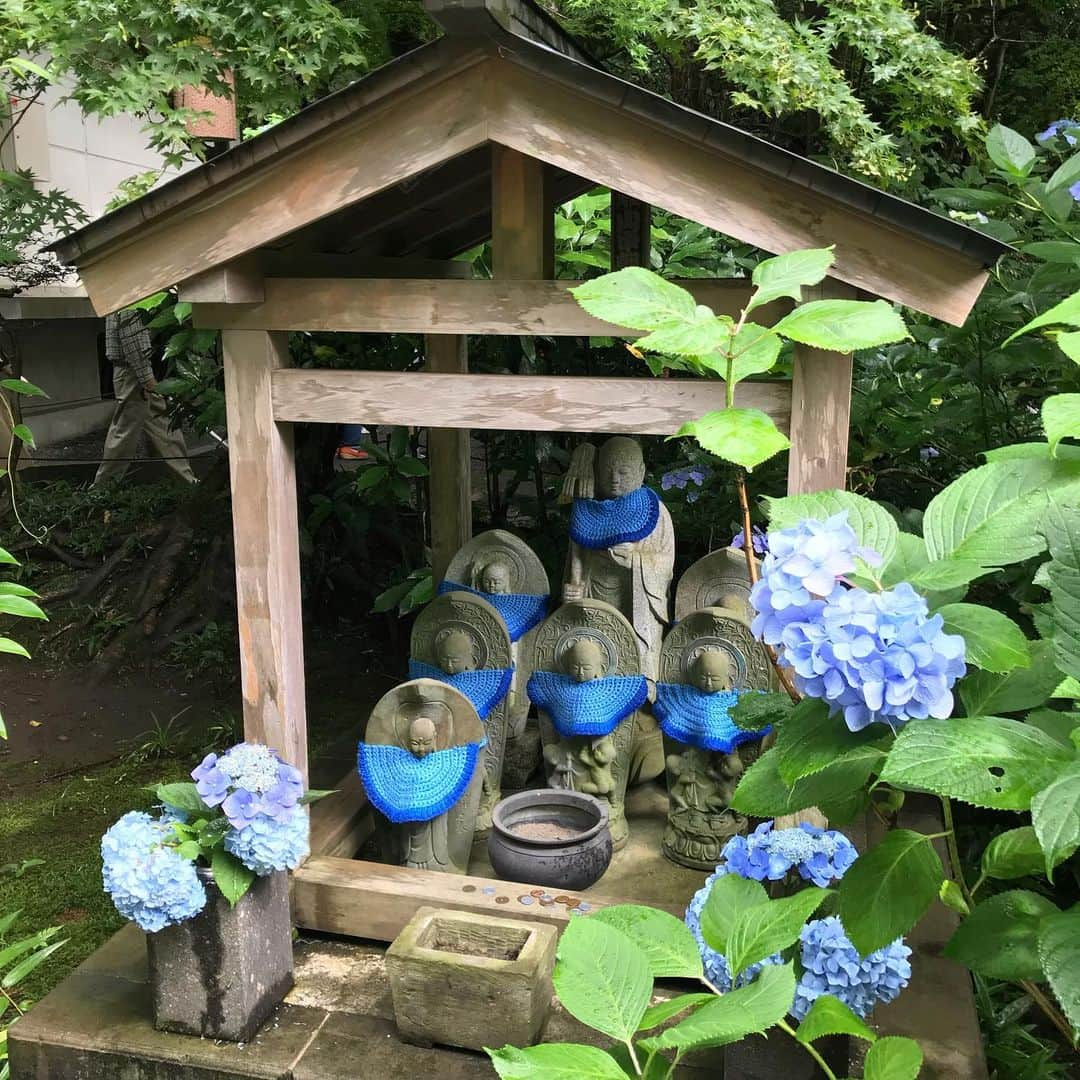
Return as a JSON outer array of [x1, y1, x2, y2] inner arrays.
[[1043, 394, 1080, 455], [11, 424, 35, 449], [960, 640, 1064, 716], [725, 887, 831, 977], [730, 691, 793, 732], [838, 830, 944, 954], [394, 457, 429, 477], [1037, 906, 1080, 1036], [1025, 708, 1078, 746], [637, 993, 714, 1031], [0, 638, 31, 659], [176, 840, 201, 861], [0, 582, 39, 598], [939, 879, 970, 916], [1044, 496, 1080, 681], [591, 904, 702, 980], [699, 872, 769, 956], [907, 559, 998, 592], [944, 890, 1058, 980], [932, 187, 1013, 210], [772, 299, 909, 352], [0, 547, 19, 566], [486, 1043, 628, 1080], [776, 697, 883, 785], [153, 782, 212, 816], [211, 849, 256, 907], [355, 465, 389, 491], [986, 124, 1036, 176], [1004, 288, 1080, 345], [553, 917, 652, 1041], [727, 323, 782, 383], [765, 488, 898, 571], [1056, 330, 1080, 364], [796, 994, 877, 1045], [0, 378, 46, 397], [0, 595, 47, 620], [570, 267, 697, 330], [1052, 676, 1080, 698], [634, 309, 732, 357], [1031, 762, 1080, 879], [880, 533, 929, 587], [982, 826, 1051, 880], [0, 940, 66, 989], [1021, 241, 1080, 263], [641, 963, 795, 1054], [863, 1035, 923, 1080], [746, 247, 834, 312], [674, 408, 789, 471], [880, 715, 1073, 810], [1047, 151, 1080, 194], [937, 604, 1030, 673]]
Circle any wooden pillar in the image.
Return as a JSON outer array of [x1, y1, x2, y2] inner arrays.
[[222, 329, 308, 780], [427, 333, 471, 584], [786, 282, 855, 494], [492, 145, 550, 279], [611, 192, 651, 269]]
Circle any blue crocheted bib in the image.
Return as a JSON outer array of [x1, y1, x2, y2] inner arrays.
[[570, 487, 661, 550], [406, 659, 513, 721], [436, 580, 549, 642], [527, 670, 648, 737], [357, 742, 484, 824], [654, 684, 772, 753]]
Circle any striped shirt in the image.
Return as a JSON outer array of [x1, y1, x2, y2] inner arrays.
[[105, 310, 155, 388]]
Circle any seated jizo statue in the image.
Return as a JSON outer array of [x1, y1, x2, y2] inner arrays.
[[409, 592, 513, 837], [528, 599, 648, 851], [654, 608, 774, 870], [357, 678, 486, 875]]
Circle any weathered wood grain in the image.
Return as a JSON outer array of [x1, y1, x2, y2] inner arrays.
[[271, 369, 791, 436], [308, 769, 372, 859], [611, 192, 651, 270]]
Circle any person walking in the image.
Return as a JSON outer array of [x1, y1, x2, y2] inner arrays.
[[93, 308, 196, 486]]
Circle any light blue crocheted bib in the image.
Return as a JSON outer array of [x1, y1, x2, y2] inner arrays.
[[527, 670, 648, 737], [436, 580, 549, 642], [654, 684, 771, 752], [356, 742, 484, 824], [406, 659, 513, 721], [570, 487, 661, 550]]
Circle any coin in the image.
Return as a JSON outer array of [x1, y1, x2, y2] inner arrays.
[[530, 889, 545, 897], [554, 895, 570, 904], [462, 885, 477, 893], [495, 896, 510, 904]]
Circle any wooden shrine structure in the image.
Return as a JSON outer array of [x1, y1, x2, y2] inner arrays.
[[51, 0, 1007, 942]]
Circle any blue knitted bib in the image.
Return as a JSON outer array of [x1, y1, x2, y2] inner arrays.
[[570, 487, 661, 550], [357, 742, 484, 824], [654, 684, 772, 753], [407, 659, 513, 721], [436, 581, 549, 642], [527, 670, 648, 737]]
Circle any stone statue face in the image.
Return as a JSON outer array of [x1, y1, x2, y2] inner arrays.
[[691, 649, 733, 694], [436, 629, 476, 675], [596, 436, 646, 500], [406, 716, 437, 758], [480, 559, 512, 595], [563, 639, 606, 683]]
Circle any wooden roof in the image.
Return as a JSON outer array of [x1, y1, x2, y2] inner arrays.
[[51, 0, 1008, 324]]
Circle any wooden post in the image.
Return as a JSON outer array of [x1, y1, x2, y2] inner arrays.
[[611, 192, 651, 269], [426, 333, 471, 584], [221, 329, 308, 780], [492, 145, 549, 279], [786, 282, 855, 494]]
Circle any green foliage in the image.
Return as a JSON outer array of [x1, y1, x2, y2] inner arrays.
[[795, 993, 877, 1046], [863, 1035, 923, 1080], [1036, 907, 1080, 1039], [980, 827, 1051, 883], [944, 890, 1059, 982], [936, 604, 1030, 674]]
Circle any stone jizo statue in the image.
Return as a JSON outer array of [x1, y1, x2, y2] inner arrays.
[[690, 649, 734, 695], [435, 628, 477, 676], [479, 558, 513, 595]]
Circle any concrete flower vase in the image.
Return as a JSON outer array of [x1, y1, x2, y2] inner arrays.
[[146, 870, 293, 1042], [386, 907, 556, 1051]]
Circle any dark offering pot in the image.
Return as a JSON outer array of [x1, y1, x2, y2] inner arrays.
[[488, 790, 613, 891]]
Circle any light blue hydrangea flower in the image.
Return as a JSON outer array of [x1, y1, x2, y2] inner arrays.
[[792, 916, 911, 1020], [224, 805, 310, 876], [193, 742, 305, 830], [731, 525, 768, 556], [722, 821, 858, 888], [101, 811, 206, 933], [1037, 119, 1079, 146], [780, 581, 965, 731]]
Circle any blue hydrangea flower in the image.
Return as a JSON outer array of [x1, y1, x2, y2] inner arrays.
[[1037, 120, 1079, 145], [686, 489, 700, 504], [792, 917, 911, 1020], [721, 821, 858, 887], [224, 806, 309, 875], [731, 525, 768, 556], [101, 811, 206, 933], [193, 742, 305, 829], [1070, 180, 1080, 203], [684, 865, 783, 991], [780, 581, 966, 731]]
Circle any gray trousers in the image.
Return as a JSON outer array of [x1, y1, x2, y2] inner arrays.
[[94, 363, 196, 485]]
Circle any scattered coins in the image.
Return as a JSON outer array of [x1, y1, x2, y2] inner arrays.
[[564, 898, 580, 909], [517, 895, 535, 906], [554, 895, 570, 904], [481, 886, 497, 896], [530, 888, 545, 897], [539, 898, 555, 907]]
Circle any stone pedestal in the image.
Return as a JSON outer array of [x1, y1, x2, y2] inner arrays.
[[146, 870, 293, 1043], [386, 907, 556, 1051]]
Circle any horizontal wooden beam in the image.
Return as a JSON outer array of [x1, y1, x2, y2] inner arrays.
[[271, 369, 791, 435], [191, 277, 791, 334], [291, 855, 679, 942], [308, 769, 372, 859]]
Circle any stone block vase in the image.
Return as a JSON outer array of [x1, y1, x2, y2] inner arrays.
[[146, 869, 293, 1042]]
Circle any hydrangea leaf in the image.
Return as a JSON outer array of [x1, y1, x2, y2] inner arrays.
[[1031, 762, 1080, 879], [1036, 907, 1080, 1037], [1047, 151, 1080, 194], [1043, 394, 1080, 455], [939, 879, 970, 916], [771, 299, 909, 352], [776, 697, 883, 785], [863, 1035, 924, 1080], [591, 904, 702, 980], [838, 830, 944, 955], [152, 782, 211, 816], [943, 890, 1059, 980], [932, 187, 1013, 211], [728, 323, 782, 383], [725, 887, 831, 977], [981, 826, 1052, 880], [699, 872, 769, 957], [570, 268, 697, 330], [674, 408, 790, 471], [486, 1043, 629, 1080], [1043, 496, 1080, 680], [881, 714, 1074, 810], [1003, 289, 1080, 346], [210, 849, 256, 908], [937, 603, 1030, 673], [1053, 676, 1080, 699], [1025, 708, 1077, 746], [880, 532, 930, 587], [552, 916, 652, 1042], [1056, 330, 1080, 365], [636, 994, 714, 1032], [746, 247, 834, 313], [640, 963, 795, 1054], [764, 488, 897, 571], [730, 691, 794, 732], [959, 640, 1063, 716], [634, 309, 732, 357], [796, 993, 877, 1046], [906, 559, 998, 592], [987, 123, 1036, 177]]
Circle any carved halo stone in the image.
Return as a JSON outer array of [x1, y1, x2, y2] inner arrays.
[[675, 547, 760, 623]]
